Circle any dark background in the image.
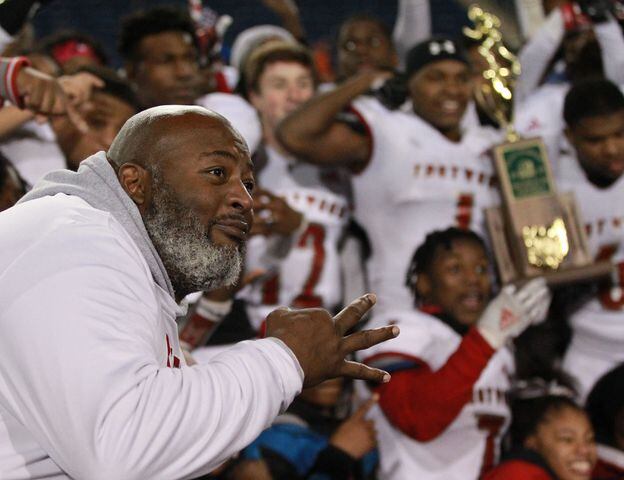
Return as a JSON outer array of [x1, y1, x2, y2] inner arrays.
[[30, 0, 504, 67]]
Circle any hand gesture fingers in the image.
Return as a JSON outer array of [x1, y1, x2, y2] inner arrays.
[[515, 277, 551, 323], [19, 68, 60, 114], [527, 291, 551, 325], [21, 82, 43, 112], [62, 100, 89, 133], [250, 206, 276, 236], [334, 293, 376, 335], [58, 72, 104, 105], [351, 393, 379, 419], [330, 391, 378, 458], [341, 325, 399, 355], [253, 187, 276, 202], [265, 294, 398, 387], [38, 85, 57, 114], [515, 277, 547, 304], [339, 360, 390, 383], [252, 189, 303, 236], [524, 284, 551, 311], [19, 68, 89, 133]]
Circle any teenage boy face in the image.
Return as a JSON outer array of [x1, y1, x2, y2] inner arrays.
[[250, 61, 315, 130]]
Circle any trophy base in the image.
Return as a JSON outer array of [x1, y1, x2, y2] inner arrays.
[[485, 203, 613, 287], [518, 261, 613, 288], [487, 136, 612, 288]]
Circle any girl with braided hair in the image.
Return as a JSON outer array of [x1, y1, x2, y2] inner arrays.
[[356, 227, 552, 479]]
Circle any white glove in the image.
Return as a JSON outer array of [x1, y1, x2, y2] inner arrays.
[[477, 277, 552, 349]]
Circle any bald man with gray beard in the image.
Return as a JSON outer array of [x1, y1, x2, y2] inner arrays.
[[0, 105, 398, 480]]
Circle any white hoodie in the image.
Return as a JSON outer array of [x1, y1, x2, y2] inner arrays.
[[0, 152, 303, 479]]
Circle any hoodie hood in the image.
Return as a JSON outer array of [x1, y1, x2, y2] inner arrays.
[[18, 151, 175, 298]]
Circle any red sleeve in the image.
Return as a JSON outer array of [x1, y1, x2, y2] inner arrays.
[[482, 460, 553, 480], [374, 327, 495, 441]]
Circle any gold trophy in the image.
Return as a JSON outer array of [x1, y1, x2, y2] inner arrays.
[[465, 5, 612, 286]]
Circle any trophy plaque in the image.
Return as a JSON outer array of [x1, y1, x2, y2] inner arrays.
[[465, 5, 612, 286]]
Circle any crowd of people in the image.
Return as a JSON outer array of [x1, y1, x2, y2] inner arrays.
[[1, 0, 624, 479]]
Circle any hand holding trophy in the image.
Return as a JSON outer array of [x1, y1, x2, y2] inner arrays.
[[464, 5, 613, 286]]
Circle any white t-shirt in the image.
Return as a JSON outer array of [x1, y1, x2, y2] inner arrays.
[[0, 193, 303, 479]]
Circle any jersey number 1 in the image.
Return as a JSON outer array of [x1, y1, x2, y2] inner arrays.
[[456, 193, 474, 229]]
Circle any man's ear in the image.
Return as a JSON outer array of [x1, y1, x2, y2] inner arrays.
[[415, 272, 432, 300], [118, 163, 151, 214]]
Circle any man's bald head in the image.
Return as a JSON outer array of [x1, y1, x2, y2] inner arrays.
[[107, 105, 248, 171], [108, 105, 255, 299]]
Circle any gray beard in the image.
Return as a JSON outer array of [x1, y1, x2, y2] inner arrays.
[[144, 173, 243, 297]]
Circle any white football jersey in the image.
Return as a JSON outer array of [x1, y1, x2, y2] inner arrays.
[[241, 146, 350, 330], [358, 309, 513, 480], [515, 83, 624, 178], [514, 83, 569, 175], [351, 97, 501, 312], [557, 154, 624, 400]]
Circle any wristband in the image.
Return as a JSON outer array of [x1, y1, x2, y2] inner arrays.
[[0, 56, 31, 108]]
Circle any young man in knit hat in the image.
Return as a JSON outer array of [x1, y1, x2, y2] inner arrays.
[[278, 37, 503, 313]]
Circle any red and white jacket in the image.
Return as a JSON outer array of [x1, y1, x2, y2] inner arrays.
[[357, 307, 513, 480]]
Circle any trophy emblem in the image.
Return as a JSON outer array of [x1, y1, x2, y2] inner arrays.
[[465, 5, 612, 286]]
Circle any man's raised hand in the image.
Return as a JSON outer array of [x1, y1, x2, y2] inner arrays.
[[265, 293, 399, 387], [16, 67, 90, 133]]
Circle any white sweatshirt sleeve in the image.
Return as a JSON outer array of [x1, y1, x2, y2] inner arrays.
[[392, 0, 431, 66], [0, 216, 302, 480], [516, 8, 564, 104], [595, 17, 624, 85]]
